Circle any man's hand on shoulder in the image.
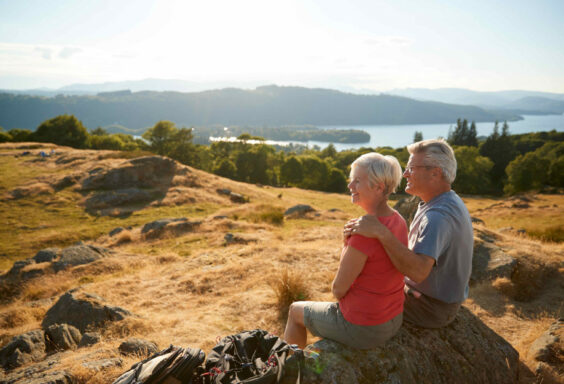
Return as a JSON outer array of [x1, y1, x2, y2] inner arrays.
[[344, 215, 388, 239]]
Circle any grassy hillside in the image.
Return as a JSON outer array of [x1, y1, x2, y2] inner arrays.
[[0, 143, 562, 383]]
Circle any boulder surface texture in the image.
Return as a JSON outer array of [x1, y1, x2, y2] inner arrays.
[[297, 307, 519, 384], [42, 289, 131, 333]]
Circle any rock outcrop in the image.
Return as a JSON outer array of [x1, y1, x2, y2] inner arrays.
[[529, 318, 563, 365], [118, 338, 159, 356], [0, 330, 46, 370], [284, 204, 315, 216], [42, 289, 131, 333], [45, 324, 82, 351], [298, 307, 519, 384], [80, 156, 177, 191], [52, 244, 110, 272], [141, 218, 202, 239], [471, 231, 516, 284]]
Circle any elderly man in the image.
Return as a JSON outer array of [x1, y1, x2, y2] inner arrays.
[[345, 139, 473, 328]]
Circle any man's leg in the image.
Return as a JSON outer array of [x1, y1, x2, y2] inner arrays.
[[284, 301, 308, 348], [404, 288, 461, 328]]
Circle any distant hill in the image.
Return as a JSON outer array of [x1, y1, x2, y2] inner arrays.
[[0, 85, 520, 131], [387, 88, 564, 113]]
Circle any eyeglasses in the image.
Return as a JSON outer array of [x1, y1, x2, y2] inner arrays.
[[404, 165, 433, 174]]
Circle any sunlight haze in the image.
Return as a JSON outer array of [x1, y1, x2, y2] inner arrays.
[[1, 0, 563, 92]]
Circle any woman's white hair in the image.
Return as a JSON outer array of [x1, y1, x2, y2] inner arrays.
[[351, 152, 403, 196], [407, 138, 457, 184]]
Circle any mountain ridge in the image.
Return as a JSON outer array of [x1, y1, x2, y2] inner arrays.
[[0, 85, 520, 131]]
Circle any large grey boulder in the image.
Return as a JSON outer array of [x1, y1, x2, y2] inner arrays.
[[471, 239, 516, 284], [529, 318, 563, 365], [81, 156, 177, 190], [0, 352, 74, 383], [118, 338, 159, 356], [42, 289, 131, 333], [52, 244, 108, 272], [141, 218, 202, 239], [298, 307, 519, 384], [45, 324, 82, 351], [33, 248, 60, 263], [85, 188, 155, 210], [284, 204, 315, 216], [0, 330, 46, 370]]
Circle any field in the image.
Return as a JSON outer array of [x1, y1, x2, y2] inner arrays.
[[0, 143, 562, 383]]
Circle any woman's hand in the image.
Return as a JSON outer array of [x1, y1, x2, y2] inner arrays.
[[344, 215, 388, 239]]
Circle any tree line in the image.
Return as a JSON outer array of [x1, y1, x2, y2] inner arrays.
[[1, 114, 562, 196]]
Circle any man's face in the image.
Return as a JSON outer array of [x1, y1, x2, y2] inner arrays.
[[403, 152, 434, 197]]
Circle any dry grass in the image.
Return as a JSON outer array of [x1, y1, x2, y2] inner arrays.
[[1, 145, 563, 383], [269, 268, 312, 320]]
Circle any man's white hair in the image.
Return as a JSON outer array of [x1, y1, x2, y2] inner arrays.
[[407, 138, 457, 184], [351, 152, 403, 196]]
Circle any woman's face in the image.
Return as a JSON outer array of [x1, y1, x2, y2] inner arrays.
[[348, 165, 381, 211]]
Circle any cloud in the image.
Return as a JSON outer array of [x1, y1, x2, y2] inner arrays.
[[35, 47, 52, 60], [364, 36, 413, 47], [59, 47, 82, 59]]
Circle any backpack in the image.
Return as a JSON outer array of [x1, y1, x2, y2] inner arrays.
[[112, 345, 206, 384], [201, 329, 302, 384]]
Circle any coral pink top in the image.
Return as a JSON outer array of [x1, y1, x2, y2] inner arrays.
[[339, 211, 407, 325]]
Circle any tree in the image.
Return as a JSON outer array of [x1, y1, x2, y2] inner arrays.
[[213, 158, 237, 178], [280, 156, 304, 186], [142, 121, 196, 165], [468, 121, 478, 147], [90, 127, 108, 136], [479, 121, 518, 193], [142, 121, 180, 156], [0, 126, 11, 143], [320, 144, 337, 159], [504, 152, 550, 194], [413, 131, 423, 143], [448, 119, 477, 147], [8, 129, 33, 142], [298, 156, 329, 191], [452, 147, 493, 194], [34, 114, 89, 148], [326, 168, 348, 192]]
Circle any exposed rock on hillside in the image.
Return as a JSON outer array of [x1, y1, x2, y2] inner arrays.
[[299, 306, 519, 384], [471, 229, 516, 284], [0, 330, 46, 370], [141, 218, 202, 239], [529, 318, 563, 366], [284, 204, 315, 216], [80, 156, 178, 191], [118, 338, 159, 356], [45, 324, 82, 352], [42, 289, 132, 333], [3, 244, 112, 284], [52, 244, 110, 272]]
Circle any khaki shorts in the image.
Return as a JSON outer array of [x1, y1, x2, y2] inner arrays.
[[303, 302, 402, 349], [403, 286, 461, 328]]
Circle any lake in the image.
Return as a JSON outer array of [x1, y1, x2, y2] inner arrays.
[[279, 114, 564, 150]]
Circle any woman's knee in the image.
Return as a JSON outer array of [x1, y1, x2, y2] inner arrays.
[[288, 301, 307, 325]]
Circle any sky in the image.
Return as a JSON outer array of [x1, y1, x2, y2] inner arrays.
[[1, 0, 563, 93]]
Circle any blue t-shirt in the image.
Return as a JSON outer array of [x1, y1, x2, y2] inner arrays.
[[406, 190, 473, 303]]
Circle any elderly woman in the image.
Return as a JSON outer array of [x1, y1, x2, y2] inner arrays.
[[283, 153, 408, 349]]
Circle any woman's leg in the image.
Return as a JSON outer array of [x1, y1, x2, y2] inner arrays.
[[284, 301, 308, 348]]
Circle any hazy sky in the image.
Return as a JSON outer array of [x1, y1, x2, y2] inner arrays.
[[1, 0, 563, 92]]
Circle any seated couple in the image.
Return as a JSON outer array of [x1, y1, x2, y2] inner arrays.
[[284, 139, 474, 349]]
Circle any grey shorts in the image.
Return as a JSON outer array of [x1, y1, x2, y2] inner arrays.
[[303, 302, 402, 349], [403, 286, 461, 328]]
